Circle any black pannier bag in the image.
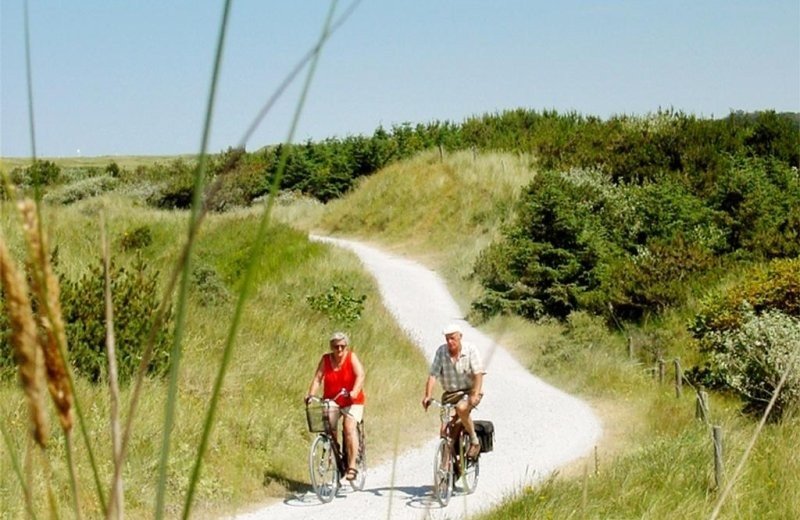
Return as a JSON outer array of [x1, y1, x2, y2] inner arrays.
[[474, 420, 494, 453]]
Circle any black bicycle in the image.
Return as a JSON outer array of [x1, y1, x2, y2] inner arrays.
[[427, 396, 480, 506], [305, 391, 366, 503]]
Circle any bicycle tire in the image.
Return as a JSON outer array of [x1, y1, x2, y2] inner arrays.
[[351, 422, 367, 491], [458, 433, 480, 493], [433, 438, 453, 507], [309, 435, 338, 503]]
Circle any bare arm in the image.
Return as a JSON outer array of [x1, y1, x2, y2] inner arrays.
[[350, 352, 365, 399], [306, 357, 325, 399], [422, 374, 436, 409]]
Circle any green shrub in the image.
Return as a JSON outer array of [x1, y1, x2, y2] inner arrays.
[[146, 158, 200, 209], [207, 162, 268, 211], [707, 307, 800, 418], [118, 225, 153, 251], [191, 264, 230, 307], [105, 161, 121, 178], [601, 234, 716, 319], [708, 156, 800, 257], [692, 258, 800, 336], [8, 160, 61, 188], [60, 257, 172, 383], [42, 174, 118, 205], [689, 257, 800, 395], [306, 284, 366, 325], [472, 170, 609, 320]]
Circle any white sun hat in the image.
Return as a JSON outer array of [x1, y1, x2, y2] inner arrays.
[[442, 322, 462, 335]]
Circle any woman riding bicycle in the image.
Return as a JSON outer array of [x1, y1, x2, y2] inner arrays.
[[305, 332, 365, 481]]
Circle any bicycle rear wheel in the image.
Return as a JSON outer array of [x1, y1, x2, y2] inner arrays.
[[351, 422, 367, 491], [432, 438, 453, 507], [458, 433, 480, 493], [309, 435, 338, 503]]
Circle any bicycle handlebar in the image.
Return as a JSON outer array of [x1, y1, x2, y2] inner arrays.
[[306, 388, 349, 406]]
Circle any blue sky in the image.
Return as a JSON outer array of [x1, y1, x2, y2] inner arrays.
[[1, 1, 799, 158]]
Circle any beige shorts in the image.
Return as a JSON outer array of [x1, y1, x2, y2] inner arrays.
[[327, 404, 364, 424]]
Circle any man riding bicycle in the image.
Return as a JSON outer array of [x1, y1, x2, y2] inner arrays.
[[422, 323, 485, 459]]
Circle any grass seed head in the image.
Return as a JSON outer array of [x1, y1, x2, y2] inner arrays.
[[18, 199, 74, 432], [0, 238, 49, 447]]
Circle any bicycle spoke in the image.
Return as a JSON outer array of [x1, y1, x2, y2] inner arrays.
[[309, 435, 338, 503], [432, 438, 453, 506]]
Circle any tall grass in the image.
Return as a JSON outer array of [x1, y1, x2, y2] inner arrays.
[[300, 149, 537, 305], [3, 1, 795, 518], [1, 1, 430, 518], [0, 197, 431, 517]]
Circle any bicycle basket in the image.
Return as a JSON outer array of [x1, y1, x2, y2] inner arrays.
[[305, 402, 327, 433]]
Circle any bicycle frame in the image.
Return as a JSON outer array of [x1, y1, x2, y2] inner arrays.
[[306, 394, 366, 503], [427, 396, 480, 506]]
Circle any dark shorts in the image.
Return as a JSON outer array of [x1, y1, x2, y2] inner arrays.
[[442, 389, 469, 405]]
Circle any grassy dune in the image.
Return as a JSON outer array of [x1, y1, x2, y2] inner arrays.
[[2, 147, 797, 518], [0, 194, 430, 518], [284, 148, 800, 519]]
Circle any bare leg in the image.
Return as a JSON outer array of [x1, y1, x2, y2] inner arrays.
[[455, 401, 476, 440], [343, 415, 358, 471], [455, 401, 480, 457]]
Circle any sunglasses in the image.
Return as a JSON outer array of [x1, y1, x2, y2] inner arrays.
[[330, 343, 347, 350]]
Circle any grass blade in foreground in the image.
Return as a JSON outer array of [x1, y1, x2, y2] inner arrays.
[[153, 1, 233, 518], [181, 2, 343, 518]]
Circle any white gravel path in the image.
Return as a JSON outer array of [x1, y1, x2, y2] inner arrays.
[[228, 236, 602, 520]]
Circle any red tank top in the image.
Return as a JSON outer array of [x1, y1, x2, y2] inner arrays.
[[322, 351, 366, 406]]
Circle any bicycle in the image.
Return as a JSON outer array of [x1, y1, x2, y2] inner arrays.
[[426, 395, 480, 507], [305, 390, 367, 503]]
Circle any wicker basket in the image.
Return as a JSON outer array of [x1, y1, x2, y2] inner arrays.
[[305, 402, 327, 433]]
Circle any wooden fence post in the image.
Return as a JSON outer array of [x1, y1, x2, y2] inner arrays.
[[696, 390, 709, 423], [628, 336, 634, 360], [657, 358, 665, 384], [594, 445, 599, 476], [674, 358, 683, 398], [713, 425, 724, 489], [438, 143, 444, 162]]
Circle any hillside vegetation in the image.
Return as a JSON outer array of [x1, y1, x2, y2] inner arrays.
[[0, 195, 431, 518], [299, 154, 798, 518], [2, 108, 798, 518]]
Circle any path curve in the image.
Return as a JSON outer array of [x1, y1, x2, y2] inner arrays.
[[230, 236, 602, 520]]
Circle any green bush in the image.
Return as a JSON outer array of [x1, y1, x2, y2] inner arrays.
[[42, 174, 118, 205], [207, 161, 268, 211], [118, 225, 153, 251], [689, 257, 800, 396], [8, 160, 61, 188], [191, 264, 230, 307], [706, 307, 800, 418], [692, 258, 800, 335], [146, 158, 200, 209], [708, 156, 800, 257], [60, 257, 172, 383], [472, 170, 610, 320], [306, 284, 366, 325]]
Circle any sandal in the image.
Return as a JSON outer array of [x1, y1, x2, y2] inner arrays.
[[345, 467, 358, 481], [467, 442, 481, 460]]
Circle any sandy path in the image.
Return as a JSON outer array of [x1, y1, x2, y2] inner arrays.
[[229, 236, 602, 520]]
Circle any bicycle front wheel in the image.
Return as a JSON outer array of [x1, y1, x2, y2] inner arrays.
[[309, 435, 338, 503], [433, 438, 453, 507]]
